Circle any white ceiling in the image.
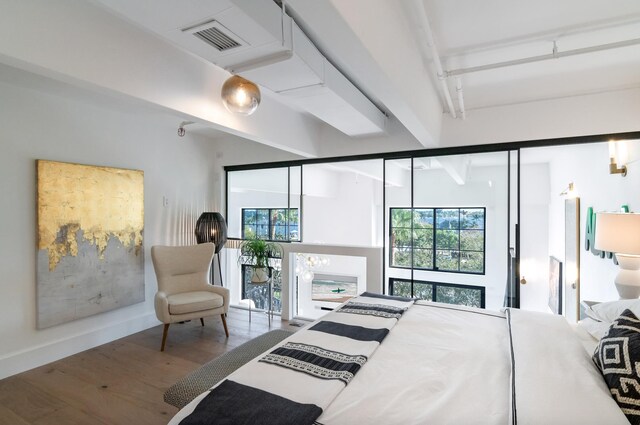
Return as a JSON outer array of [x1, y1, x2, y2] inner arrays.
[[28, 0, 640, 150]]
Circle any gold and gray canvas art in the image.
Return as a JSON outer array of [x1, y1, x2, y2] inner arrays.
[[36, 160, 144, 328]]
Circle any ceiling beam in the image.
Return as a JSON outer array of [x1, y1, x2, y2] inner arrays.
[[0, 0, 322, 158]]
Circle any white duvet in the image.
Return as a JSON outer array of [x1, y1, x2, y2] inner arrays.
[[169, 301, 630, 425]]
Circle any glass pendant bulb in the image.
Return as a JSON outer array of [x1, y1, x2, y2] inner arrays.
[[221, 75, 261, 115]]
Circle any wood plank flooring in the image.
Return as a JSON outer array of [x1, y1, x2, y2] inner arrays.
[[0, 309, 299, 425]]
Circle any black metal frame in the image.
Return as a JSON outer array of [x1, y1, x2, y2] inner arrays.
[[388, 207, 487, 275], [224, 130, 640, 307], [240, 207, 300, 242], [388, 277, 486, 309], [224, 131, 640, 172]]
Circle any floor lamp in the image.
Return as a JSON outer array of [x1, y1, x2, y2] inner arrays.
[[195, 212, 228, 287]]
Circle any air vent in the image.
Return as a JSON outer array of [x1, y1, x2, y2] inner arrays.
[[182, 20, 247, 53], [194, 27, 241, 51]]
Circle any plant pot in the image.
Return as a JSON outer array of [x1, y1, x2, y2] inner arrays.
[[250, 267, 270, 284]]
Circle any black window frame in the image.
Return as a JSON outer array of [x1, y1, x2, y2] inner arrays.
[[241, 207, 300, 242], [389, 207, 486, 275], [389, 278, 486, 308]]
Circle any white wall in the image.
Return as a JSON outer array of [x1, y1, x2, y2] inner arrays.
[[545, 142, 640, 304], [441, 88, 640, 147], [0, 77, 221, 378]]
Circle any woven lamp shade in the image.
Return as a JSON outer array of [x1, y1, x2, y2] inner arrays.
[[195, 212, 228, 254]]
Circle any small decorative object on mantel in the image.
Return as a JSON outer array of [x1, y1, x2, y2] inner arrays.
[[238, 238, 283, 283], [195, 212, 228, 286]]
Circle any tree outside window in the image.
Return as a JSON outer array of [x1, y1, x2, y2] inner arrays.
[[390, 207, 485, 274], [242, 208, 299, 241]]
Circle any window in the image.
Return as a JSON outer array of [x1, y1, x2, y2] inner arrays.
[[389, 278, 485, 308], [390, 207, 485, 274], [242, 208, 299, 241]]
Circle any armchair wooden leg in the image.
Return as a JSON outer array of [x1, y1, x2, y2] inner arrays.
[[221, 314, 229, 338], [200, 318, 205, 327], [161, 323, 170, 352]]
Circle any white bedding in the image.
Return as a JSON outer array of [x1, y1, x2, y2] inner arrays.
[[169, 300, 629, 425], [318, 301, 511, 424]]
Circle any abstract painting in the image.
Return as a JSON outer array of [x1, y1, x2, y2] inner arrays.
[[36, 160, 144, 328]]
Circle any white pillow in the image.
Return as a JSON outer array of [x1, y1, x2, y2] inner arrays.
[[578, 317, 611, 340], [584, 299, 640, 323]]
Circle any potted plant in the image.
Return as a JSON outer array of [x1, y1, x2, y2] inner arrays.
[[238, 238, 283, 283]]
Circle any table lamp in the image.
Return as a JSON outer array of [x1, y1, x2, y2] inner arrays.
[[595, 212, 640, 298]]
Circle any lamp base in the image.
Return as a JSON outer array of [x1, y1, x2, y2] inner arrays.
[[615, 254, 640, 299]]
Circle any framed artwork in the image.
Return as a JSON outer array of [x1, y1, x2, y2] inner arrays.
[[36, 160, 145, 328], [548, 256, 563, 315]]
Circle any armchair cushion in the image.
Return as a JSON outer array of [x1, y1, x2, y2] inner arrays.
[[168, 291, 224, 315]]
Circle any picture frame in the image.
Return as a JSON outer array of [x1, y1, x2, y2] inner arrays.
[[548, 256, 563, 315]]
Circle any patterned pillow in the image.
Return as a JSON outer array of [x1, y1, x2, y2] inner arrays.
[[593, 308, 640, 424]]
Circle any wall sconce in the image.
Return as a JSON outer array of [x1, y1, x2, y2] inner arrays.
[[221, 75, 261, 115], [608, 140, 627, 177], [559, 182, 575, 197]]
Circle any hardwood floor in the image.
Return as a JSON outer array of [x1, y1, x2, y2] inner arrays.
[[0, 309, 299, 425]]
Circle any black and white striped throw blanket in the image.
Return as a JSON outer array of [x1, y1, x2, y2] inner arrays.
[[175, 292, 414, 425]]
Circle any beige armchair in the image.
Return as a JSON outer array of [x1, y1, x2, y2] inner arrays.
[[151, 243, 230, 351]]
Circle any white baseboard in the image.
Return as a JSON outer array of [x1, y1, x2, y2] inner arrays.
[[0, 312, 159, 380]]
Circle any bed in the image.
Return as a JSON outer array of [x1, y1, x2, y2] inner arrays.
[[169, 294, 633, 425]]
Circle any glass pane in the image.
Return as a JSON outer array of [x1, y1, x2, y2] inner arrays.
[[391, 248, 411, 267], [461, 208, 484, 229], [436, 249, 459, 271], [256, 224, 269, 239], [271, 209, 287, 226], [289, 225, 299, 241], [436, 209, 459, 229], [413, 282, 433, 301], [413, 228, 433, 248], [460, 252, 484, 273], [243, 225, 256, 239], [392, 208, 412, 228], [413, 209, 434, 228], [272, 225, 287, 240], [436, 285, 482, 308], [257, 209, 269, 224], [413, 248, 433, 269], [288, 209, 299, 225], [243, 209, 256, 225], [303, 159, 383, 246], [436, 229, 459, 250], [227, 167, 289, 239], [390, 280, 411, 298], [392, 228, 412, 248], [460, 230, 484, 251]]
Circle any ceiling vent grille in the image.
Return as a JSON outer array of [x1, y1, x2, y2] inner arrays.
[[182, 20, 246, 53], [194, 26, 241, 51]]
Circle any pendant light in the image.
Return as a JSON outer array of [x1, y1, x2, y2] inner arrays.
[[221, 75, 261, 115]]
